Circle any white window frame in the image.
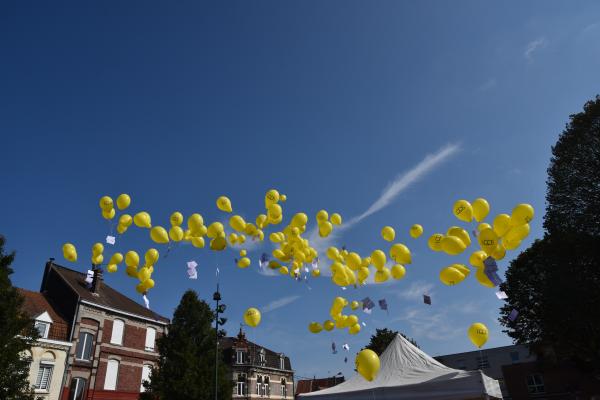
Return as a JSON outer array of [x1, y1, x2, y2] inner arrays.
[[236, 350, 245, 364], [110, 319, 124, 345], [280, 356, 285, 370], [259, 349, 265, 364], [35, 361, 54, 391], [527, 373, 545, 394], [140, 364, 152, 392], [75, 332, 94, 361], [236, 373, 247, 395], [264, 376, 270, 397], [70, 377, 87, 400], [256, 375, 263, 396], [145, 327, 156, 351], [280, 379, 287, 398], [34, 321, 51, 339], [103, 359, 119, 390]]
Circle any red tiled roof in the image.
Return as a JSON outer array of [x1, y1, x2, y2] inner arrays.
[[295, 377, 345, 395], [18, 288, 70, 342], [47, 263, 169, 323]]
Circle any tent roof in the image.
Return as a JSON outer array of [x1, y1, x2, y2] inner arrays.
[[299, 334, 502, 400]]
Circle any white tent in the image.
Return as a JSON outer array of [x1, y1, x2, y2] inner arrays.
[[298, 334, 502, 400]]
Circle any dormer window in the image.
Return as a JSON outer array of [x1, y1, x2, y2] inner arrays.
[[259, 348, 265, 364], [236, 350, 246, 364], [34, 311, 53, 339], [279, 354, 285, 370]]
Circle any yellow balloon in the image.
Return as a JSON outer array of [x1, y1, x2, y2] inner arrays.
[[216, 196, 233, 213], [391, 264, 406, 280], [439, 266, 465, 286], [371, 250, 386, 270], [468, 322, 489, 348], [447, 226, 471, 247], [318, 221, 333, 238], [137, 267, 151, 282], [349, 323, 361, 335], [330, 213, 342, 226], [469, 251, 487, 268], [243, 307, 261, 327], [428, 234, 444, 251], [91, 254, 104, 265], [102, 208, 116, 220], [390, 243, 412, 264], [358, 267, 370, 284], [346, 252, 362, 271], [280, 194, 287, 202], [316, 210, 329, 223], [355, 349, 380, 382], [255, 214, 268, 229], [475, 268, 495, 288], [99, 196, 113, 211], [308, 322, 323, 334], [118, 214, 133, 227], [505, 223, 530, 242], [409, 224, 423, 239], [350, 300, 360, 310], [244, 223, 258, 236], [374, 267, 391, 283], [511, 203, 534, 226], [150, 226, 169, 244], [116, 224, 127, 234], [169, 226, 184, 242], [229, 215, 246, 232], [478, 228, 499, 255], [192, 237, 205, 248], [116, 194, 131, 210], [291, 213, 308, 227], [453, 199, 473, 223], [264, 189, 280, 208], [381, 226, 395, 242], [332, 296, 348, 310], [502, 237, 521, 250], [267, 203, 282, 218], [134, 212, 152, 228], [326, 247, 340, 260], [493, 214, 512, 237], [441, 236, 467, 255], [452, 263, 471, 277], [311, 269, 321, 277], [145, 248, 159, 266], [478, 222, 492, 232], [207, 222, 224, 238], [125, 251, 139, 267], [187, 213, 204, 234], [126, 265, 138, 278], [92, 242, 104, 256], [210, 237, 227, 251], [472, 198, 490, 222], [170, 212, 183, 226], [107, 264, 118, 273], [62, 243, 77, 262], [323, 320, 335, 331], [142, 278, 155, 290], [109, 252, 123, 265], [237, 257, 251, 268], [135, 283, 146, 294], [491, 243, 506, 260]]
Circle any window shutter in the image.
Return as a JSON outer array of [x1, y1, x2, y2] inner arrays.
[[145, 327, 156, 350], [110, 320, 124, 345], [104, 359, 119, 390]]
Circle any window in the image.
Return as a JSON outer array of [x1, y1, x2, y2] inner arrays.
[[236, 373, 247, 395], [103, 359, 119, 390], [236, 350, 245, 364], [110, 319, 124, 345], [75, 332, 94, 360], [280, 378, 287, 398], [259, 348, 265, 365], [69, 377, 87, 400], [280, 355, 285, 370], [257, 375, 263, 396], [527, 374, 545, 394], [35, 362, 54, 391], [510, 351, 520, 363], [264, 376, 270, 397], [476, 354, 490, 369], [34, 321, 50, 339], [145, 327, 156, 351], [140, 364, 152, 392]]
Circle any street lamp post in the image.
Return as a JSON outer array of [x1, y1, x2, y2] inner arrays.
[[213, 284, 226, 400]]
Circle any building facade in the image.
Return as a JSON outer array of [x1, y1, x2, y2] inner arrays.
[[295, 375, 345, 398], [19, 288, 73, 400], [221, 329, 294, 399], [37, 260, 169, 400]]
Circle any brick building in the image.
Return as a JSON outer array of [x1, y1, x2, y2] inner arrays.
[[19, 288, 73, 400], [295, 375, 345, 398], [221, 328, 294, 399], [37, 260, 169, 400]]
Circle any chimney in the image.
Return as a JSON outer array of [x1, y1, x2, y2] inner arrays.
[[91, 267, 103, 294]]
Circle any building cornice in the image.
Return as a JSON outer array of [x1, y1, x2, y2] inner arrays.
[[80, 300, 168, 326]]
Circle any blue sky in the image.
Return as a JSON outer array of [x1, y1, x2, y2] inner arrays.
[[2, 1, 600, 380]]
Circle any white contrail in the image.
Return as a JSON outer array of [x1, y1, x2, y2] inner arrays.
[[261, 295, 301, 313]]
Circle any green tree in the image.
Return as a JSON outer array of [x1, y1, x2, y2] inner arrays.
[[500, 96, 600, 370], [140, 290, 232, 400], [0, 235, 39, 400], [363, 328, 419, 355]]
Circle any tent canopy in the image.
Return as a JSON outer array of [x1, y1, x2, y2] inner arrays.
[[299, 334, 502, 400]]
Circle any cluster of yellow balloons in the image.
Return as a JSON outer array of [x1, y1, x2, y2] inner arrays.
[[243, 307, 261, 327], [308, 297, 363, 335], [467, 322, 489, 348], [62, 243, 77, 262], [439, 263, 471, 286], [98, 194, 131, 221], [355, 349, 380, 381], [121, 248, 159, 293], [316, 209, 342, 238]]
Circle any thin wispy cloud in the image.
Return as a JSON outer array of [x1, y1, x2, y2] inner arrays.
[[261, 295, 301, 314], [392, 306, 463, 341], [524, 37, 547, 62], [478, 78, 497, 92], [396, 281, 435, 301], [308, 144, 461, 261]]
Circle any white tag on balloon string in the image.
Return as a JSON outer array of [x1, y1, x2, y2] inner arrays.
[[187, 261, 198, 269], [496, 291, 508, 300], [362, 322, 367, 327], [106, 236, 116, 245], [143, 295, 150, 309], [341, 287, 346, 291]]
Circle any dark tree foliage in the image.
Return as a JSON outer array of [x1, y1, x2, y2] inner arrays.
[[363, 328, 419, 356], [0, 235, 39, 400], [140, 290, 232, 400], [545, 95, 600, 236], [501, 96, 600, 371]]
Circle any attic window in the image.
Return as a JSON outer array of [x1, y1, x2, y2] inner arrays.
[[259, 348, 265, 364], [35, 321, 50, 339]]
